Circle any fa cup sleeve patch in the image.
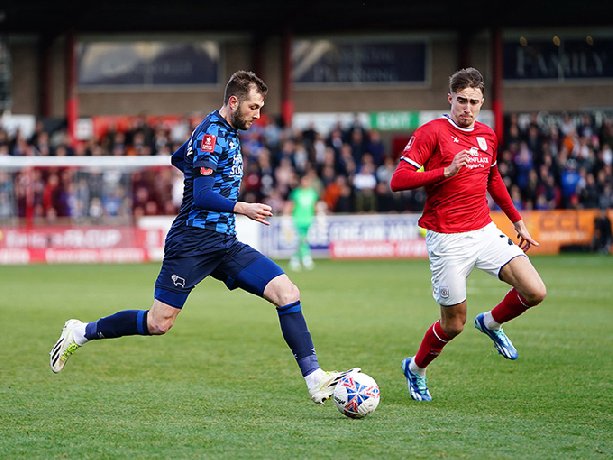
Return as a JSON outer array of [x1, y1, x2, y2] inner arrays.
[[199, 134, 217, 153]]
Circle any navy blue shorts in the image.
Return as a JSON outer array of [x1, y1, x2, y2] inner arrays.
[[154, 230, 284, 309]]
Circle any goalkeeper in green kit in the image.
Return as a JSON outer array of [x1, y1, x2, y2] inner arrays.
[[287, 173, 319, 271]]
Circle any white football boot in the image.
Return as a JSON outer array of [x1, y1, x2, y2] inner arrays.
[[49, 319, 85, 373], [307, 367, 361, 404]]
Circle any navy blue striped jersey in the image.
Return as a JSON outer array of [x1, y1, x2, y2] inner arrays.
[[170, 110, 243, 236]]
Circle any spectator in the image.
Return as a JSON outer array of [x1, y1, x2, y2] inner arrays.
[[354, 153, 377, 213], [578, 173, 600, 209], [559, 158, 581, 208], [592, 208, 612, 254], [375, 155, 398, 212], [1, 110, 611, 226], [366, 129, 386, 166]]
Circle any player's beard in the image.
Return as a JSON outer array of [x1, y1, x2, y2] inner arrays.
[[230, 107, 253, 131], [453, 111, 474, 128]]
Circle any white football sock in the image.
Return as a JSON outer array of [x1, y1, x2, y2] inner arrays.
[[409, 359, 426, 377], [73, 321, 89, 346], [304, 368, 326, 389], [483, 311, 501, 330]]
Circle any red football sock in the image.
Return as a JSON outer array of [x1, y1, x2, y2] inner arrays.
[[491, 288, 530, 324], [414, 321, 450, 369]]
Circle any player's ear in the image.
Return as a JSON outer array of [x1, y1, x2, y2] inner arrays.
[[229, 95, 239, 110], [447, 93, 453, 104]]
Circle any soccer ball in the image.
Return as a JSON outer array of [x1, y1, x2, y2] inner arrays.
[[333, 371, 380, 419]]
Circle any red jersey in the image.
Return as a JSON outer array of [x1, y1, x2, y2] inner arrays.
[[392, 116, 521, 233]]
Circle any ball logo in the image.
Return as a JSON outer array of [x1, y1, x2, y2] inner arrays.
[[333, 372, 380, 419]]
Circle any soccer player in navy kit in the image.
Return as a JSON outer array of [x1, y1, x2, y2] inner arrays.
[[391, 68, 547, 401], [50, 71, 356, 404]]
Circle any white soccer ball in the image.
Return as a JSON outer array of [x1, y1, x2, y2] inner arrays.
[[333, 371, 380, 419]]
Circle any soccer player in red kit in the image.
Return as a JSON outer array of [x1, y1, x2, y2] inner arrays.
[[390, 68, 547, 401]]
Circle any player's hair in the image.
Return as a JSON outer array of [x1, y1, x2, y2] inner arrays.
[[449, 67, 484, 94], [224, 70, 268, 104]]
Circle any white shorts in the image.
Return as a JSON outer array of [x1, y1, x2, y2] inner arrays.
[[426, 222, 526, 306]]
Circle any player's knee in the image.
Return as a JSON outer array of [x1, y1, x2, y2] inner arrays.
[[147, 316, 175, 335], [276, 282, 300, 306], [264, 274, 300, 306], [444, 323, 464, 339], [525, 283, 547, 306], [441, 317, 465, 339]]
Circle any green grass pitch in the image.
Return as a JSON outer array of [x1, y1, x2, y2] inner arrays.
[[1, 255, 611, 459]]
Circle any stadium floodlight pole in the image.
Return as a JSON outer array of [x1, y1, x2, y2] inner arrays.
[[281, 26, 293, 129], [491, 27, 504, 146], [65, 31, 78, 147]]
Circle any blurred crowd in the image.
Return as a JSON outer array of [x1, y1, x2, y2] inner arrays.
[[0, 110, 612, 225]]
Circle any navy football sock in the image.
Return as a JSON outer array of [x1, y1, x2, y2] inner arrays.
[[85, 310, 150, 340], [277, 301, 319, 376]]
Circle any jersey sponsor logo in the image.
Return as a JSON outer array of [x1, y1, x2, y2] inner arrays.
[[476, 137, 488, 151], [200, 134, 216, 153], [171, 274, 186, 287], [230, 151, 243, 176], [466, 147, 489, 169], [200, 167, 213, 176]]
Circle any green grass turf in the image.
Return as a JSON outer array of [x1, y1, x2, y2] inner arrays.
[[1, 255, 612, 459]]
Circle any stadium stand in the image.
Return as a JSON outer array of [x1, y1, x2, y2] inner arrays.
[[0, 110, 611, 225]]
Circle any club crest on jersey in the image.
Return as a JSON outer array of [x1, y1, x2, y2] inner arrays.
[[476, 137, 487, 151], [200, 167, 213, 176], [171, 274, 186, 288], [403, 136, 416, 153], [200, 134, 216, 153]]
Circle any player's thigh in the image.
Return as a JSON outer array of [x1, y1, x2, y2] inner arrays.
[[155, 251, 223, 308], [214, 241, 285, 299], [294, 222, 310, 240], [475, 222, 525, 279], [499, 255, 546, 303], [426, 231, 475, 306]]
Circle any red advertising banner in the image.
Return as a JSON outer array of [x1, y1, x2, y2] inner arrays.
[[0, 226, 167, 264], [0, 210, 609, 264], [330, 239, 428, 259]]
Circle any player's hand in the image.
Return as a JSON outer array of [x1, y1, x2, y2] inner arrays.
[[235, 202, 273, 226], [513, 220, 539, 252], [444, 150, 470, 177]]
